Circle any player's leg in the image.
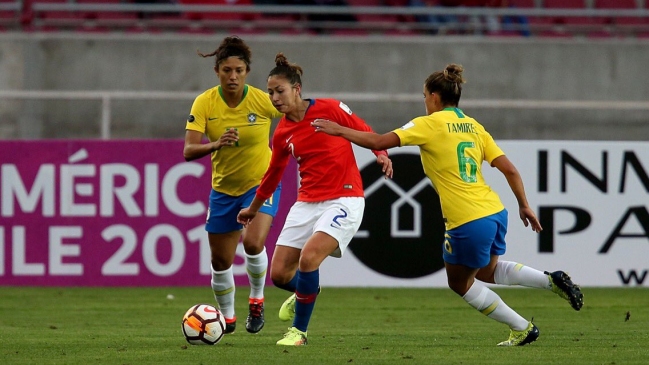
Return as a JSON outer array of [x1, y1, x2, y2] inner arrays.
[[239, 185, 282, 333], [208, 231, 241, 334], [479, 260, 584, 310], [276, 231, 337, 346], [475, 209, 583, 310], [240, 212, 272, 333], [270, 201, 315, 324], [444, 211, 537, 346], [447, 260, 538, 346], [205, 189, 245, 334], [271, 245, 301, 322], [276, 198, 364, 346]]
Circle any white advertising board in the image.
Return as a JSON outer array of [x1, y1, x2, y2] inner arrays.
[[320, 141, 649, 287]]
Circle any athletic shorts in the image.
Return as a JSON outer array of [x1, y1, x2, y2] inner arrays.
[[276, 197, 364, 258], [205, 184, 281, 234], [443, 209, 508, 269]]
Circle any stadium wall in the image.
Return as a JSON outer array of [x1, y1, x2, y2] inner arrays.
[[0, 33, 648, 140]]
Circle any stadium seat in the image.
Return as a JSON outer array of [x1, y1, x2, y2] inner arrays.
[[279, 27, 317, 36], [30, 0, 88, 30], [594, 0, 637, 9], [331, 28, 371, 36], [594, 0, 647, 32], [345, 0, 381, 5], [542, 0, 586, 8], [509, 0, 535, 8], [349, 0, 417, 31], [522, 0, 555, 32], [180, 0, 256, 21], [384, 28, 420, 36], [543, 0, 605, 35], [0, 0, 20, 30]]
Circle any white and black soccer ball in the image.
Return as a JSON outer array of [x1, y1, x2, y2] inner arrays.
[[181, 304, 226, 345]]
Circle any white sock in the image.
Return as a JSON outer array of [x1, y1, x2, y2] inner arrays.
[[494, 261, 552, 289], [211, 266, 236, 319], [463, 280, 529, 331], [245, 247, 268, 300]]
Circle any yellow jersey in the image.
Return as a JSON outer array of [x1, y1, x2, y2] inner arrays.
[[186, 84, 282, 196], [393, 107, 505, 230]]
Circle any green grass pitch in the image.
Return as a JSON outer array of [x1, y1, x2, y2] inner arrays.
[[1, 286, 648, 364]]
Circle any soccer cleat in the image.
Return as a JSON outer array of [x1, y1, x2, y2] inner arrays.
[[497, 322, 539, 347], [545, 270, 584, 311], [276, 327, 307, 346], [279, 287, 321, 322], [245, 298, 265, 334], [278, 293, 296, 322], [224, 317, 236, 334]]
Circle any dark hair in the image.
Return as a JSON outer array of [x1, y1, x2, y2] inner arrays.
[[197, 36, 251, 71], [424, 64, 465, 106], [268, 53, 303, 88]]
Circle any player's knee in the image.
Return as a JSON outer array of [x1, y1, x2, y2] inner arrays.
[[447, 278, 470, 296], [210, 254, 233, 271], [271, 272, 292, 287], [241, 239, 264, 255], [475, 270, 495, 284], [297, 252, 322, 272]]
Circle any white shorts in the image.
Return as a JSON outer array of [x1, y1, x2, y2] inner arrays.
[[276, 197, 365, 258]]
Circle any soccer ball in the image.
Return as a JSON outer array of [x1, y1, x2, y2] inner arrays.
[[181, 304, 226, 345]]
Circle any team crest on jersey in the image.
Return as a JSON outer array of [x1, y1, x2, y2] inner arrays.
[[187, 115, 195, 123], [247, 112, 258, 123], [338, 102, 353, 115]]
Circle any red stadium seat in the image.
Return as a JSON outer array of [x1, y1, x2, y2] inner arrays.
[[594, 0, 637, 9], [331, 28, 371, 36], [543, 0, 605, 35], [508, 0, 535, 8], [32, 0, 88, 28], [543, 0, 586, 8], [180, 0, 256, 22], [594, 0, 646, 28], [345, 0, 382, 5]]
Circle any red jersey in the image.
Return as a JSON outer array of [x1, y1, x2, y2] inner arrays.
[[256, 99, 387, 202]]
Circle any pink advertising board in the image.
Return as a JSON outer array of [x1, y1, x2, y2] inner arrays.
[[0, 140, 297, 286]]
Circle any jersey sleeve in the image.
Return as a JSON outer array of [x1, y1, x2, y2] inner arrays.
[[482, 129, 505, 164], [186, 93, 208, 134], [256, 130, 290, 200], [392, 117, 431, 147], [332, 100, 388, 157]]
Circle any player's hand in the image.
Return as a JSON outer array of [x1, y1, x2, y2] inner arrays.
[[377, 155, 393, 179], [212, 128, 239, 151], [237, 208, 257, 226], [519, 207, 542, 233], [311, 119, 343, 135]]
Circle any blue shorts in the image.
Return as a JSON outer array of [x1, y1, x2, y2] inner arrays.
[[205, 184, 281, 234], [443, 209, 508, 269]]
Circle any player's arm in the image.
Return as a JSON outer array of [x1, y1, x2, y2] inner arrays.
[[491, 155, 542, 233], [312, 119, 400, 151], [237, 162, 286, 225], [183, 129, 239, 161], [238, 134, 289, 225], [312, 117, 395, 178]]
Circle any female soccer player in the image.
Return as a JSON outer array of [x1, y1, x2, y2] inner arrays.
[[183, 36, 283, 335], [311, 64, 584, 347], [237, 53, 393, 346]]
